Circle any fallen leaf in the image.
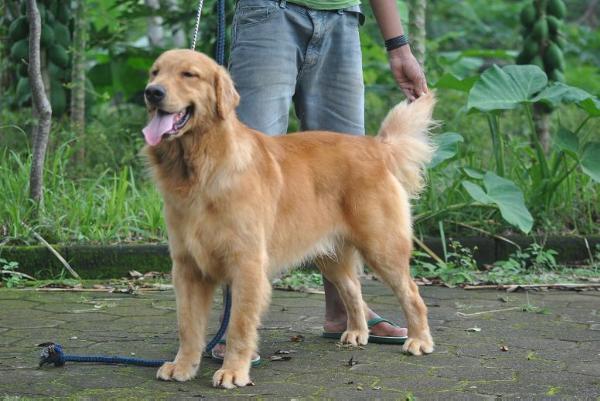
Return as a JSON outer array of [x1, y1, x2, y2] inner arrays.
[[372, 386, 382, 390], [269, 355, 292, 361], [129, 270, 143, 278], [274, 350, 296, 355], [465, 327, 482, 332], [506, 285, 519, 293], [290, 335, 305, 342], [415, 277, 433, 286], [500, 345, 509, 352], [356, 385, 363, 391]]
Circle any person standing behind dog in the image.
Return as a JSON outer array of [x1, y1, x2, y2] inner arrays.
[[213, 0, 429, 360]]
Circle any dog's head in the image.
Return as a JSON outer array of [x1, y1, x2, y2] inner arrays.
[[142, 49, 240, 146]]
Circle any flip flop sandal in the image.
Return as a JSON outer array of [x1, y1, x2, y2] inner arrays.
[[210, 339, 262, 367], [322, 317, 408, 345], [366, 317, 407, 344]]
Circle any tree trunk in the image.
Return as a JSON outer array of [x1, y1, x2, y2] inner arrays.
[[408, 0, 427, 65], [145, 0, 164, 47], [71, 0, 87, 163], [578, 0, 598, 28], [533, 104, 551, 154], [5, 1, 19, 20], [166, 0, 186, 47], [27, 0, 52, 203]]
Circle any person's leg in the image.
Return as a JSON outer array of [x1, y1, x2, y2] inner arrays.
[[229, 0, 309, 135], [293, 9, 364, 134], [294, 8, 406, 338]]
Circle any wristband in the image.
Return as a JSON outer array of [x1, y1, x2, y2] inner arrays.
[[385, 35, 409, 51]]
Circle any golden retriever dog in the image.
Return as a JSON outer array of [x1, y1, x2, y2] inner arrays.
[[143, 49, 435, 389]]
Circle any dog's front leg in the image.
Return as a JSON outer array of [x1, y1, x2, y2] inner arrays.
[[212, 260, 271, 389], [157, 257, 215, 382]]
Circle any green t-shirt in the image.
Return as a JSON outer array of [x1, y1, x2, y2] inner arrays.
[[288, 0, 360, 10]]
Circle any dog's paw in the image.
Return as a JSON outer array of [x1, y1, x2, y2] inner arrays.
[[156, 361, 198, 382], [341, 329, 369, 346], [212, 368, 253, 389], [402, 333, 434, 356]]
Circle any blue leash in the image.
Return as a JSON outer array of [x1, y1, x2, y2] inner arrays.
[[39, 0, 232, 369], [39, 286, 232, 368]]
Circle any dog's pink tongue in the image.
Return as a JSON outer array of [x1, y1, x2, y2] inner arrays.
[[142, 113, 176, 146]]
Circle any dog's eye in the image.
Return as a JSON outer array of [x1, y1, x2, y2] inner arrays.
[[182, 71, 198, 78], [151, 69, 159, 76]]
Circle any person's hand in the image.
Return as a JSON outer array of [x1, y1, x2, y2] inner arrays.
[[387, 46, 428, 102]]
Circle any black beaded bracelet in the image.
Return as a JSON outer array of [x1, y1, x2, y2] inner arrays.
[[385, 34, 409, 51]]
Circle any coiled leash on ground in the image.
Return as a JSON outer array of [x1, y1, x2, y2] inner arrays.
[[39, 0, 233, 369], [39, 286, 232, 368]]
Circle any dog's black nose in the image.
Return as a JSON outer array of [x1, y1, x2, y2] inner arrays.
[[145, 85, 166, 104]]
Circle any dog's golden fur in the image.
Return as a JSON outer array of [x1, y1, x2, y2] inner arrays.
[[144, 49, 435, 388]]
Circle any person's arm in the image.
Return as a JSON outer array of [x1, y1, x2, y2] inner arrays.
[[369, 0, 428, 101]]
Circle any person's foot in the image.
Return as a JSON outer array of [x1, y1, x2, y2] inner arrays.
[[323, 309, 408, 337], [211, 343, 260, 363]]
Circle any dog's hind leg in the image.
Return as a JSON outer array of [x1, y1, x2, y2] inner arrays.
[[317, 244, 369, 346], [157, 255, 216, 381], [364, 246, 433, 355], [212, 254, 271, 389], [350, 180, 433, 356]]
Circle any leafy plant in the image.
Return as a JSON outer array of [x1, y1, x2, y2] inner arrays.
[[487, 243, 559, 284], [272, 270, 324, 292], [1, 258, 23, 288], [462, 172, 534, 233], [424, 63, 599, 235], [412, 240, 479, 286]]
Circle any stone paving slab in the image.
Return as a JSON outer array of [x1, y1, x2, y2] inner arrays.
[[0, 281, 599, 400]]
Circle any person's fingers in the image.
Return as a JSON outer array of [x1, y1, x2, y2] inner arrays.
[[398, 82, 415, 101], [411, 74, 428, 98], [419, 77, 429, 96]]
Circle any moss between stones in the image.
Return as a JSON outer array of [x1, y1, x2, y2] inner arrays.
[[0, 244, 170, 279]]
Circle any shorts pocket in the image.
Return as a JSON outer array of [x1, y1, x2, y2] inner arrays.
[[236, 3, 279, 27], [344, 12, 360, 28]]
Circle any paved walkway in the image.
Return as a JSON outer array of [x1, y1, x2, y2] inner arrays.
[[1, 281, 599, 400]]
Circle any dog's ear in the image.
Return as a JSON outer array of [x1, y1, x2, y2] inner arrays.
[[215, 69, 240, 119]]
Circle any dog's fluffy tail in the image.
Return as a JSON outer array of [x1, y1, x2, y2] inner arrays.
[[376, 92, 437, 197]]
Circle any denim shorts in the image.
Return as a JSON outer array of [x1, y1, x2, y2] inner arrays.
[[229, 0, 365, 136]]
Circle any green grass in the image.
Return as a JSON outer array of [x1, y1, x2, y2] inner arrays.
[[0, 145, 165, 245]]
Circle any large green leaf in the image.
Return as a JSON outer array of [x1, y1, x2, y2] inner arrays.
[[467, 64, 547, 112], [463, 167, 485, 179], [581, 142, 600, 182], [463, 181, 492, 203], [429, 132, 464, 168], [579, 97, 600, 117], [462, 172, 534, 233], [553, 127, 579, 155], [532, 83, 590, 105]]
